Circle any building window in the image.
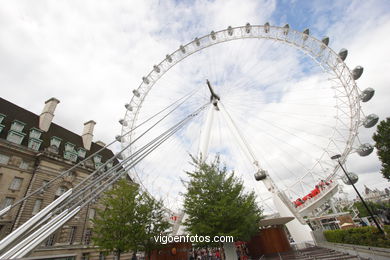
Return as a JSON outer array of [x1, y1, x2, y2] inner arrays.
[[41, 180, 50, 189], [106, 161, 113, 169], [64, 151, 78, 162], [93, 155, 103, 169], [64, 142, 75, 152], [0, 154, 10, 165], [19, 161, 29, 170], [10, 120, 26, 132], [29, 128, 43, 139], [28, 138, 43, 151], [55, 186, 68, 199], [1, 197, 15, 210], [84, 229, 92, 245], [9, 177, 23, 191], [32, 199, 43, 215], [0, 113, 5, 124], [93, 155, 102, 164], [88, 208, 95, 220], [6, 131, 26, 145], [50, 136, 62, 149], [69, 226, 77, 245], [77, 148, 86, 158], [45, 233, 56, 246], [81, 253, 90, 260]]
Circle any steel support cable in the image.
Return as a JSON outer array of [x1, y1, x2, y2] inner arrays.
[[255, 114, 327, 152], [224, 38, 279, 95], [56, 92, 199, 208], [76, 111, 200, 212], [220, 98, 327, 188], [217, 102, 278, 211], [0, 95, 203, 252], [0, 89, 198, 217], [219, 102, 257, 163], [115, 103, 210, 199], [56, 102, 209, 215], [1, 103, 209, 258]]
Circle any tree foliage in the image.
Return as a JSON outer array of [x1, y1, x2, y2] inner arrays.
[[373, 118, 390, 180], [324, 226, 390, 248], [353, 200, 390, 218], [183, 156, 263, 245], [92, 178, 171, 259]]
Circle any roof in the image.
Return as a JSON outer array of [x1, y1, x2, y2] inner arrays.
[[259, 217, 294, 227], [0, 97, 116, 164]]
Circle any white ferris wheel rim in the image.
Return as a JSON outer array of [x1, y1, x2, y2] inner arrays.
[[120, 24, 362, 196]]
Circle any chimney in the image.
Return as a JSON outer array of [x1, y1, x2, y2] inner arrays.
[[39, 98, 60, 132], [82, 120, 96, 150]]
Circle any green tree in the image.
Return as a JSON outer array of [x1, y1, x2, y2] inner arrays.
[[134, 192, 171, 259], [92, 179, 139, 259], [373, 118, 390, 180], [92, 179, 171, 260], [183, 156, 263, 246], [354, 201, 390, 217]]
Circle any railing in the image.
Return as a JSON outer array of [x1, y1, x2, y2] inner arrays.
[[295, 182, 338, 211]]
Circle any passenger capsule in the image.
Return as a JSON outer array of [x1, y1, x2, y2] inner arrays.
[[125, 103, 132, 111], [338, 48, 348, 61], [166, 54, 173, 63], [245, 23, 251, 33], [254, 169, 267, 181], [210, 31, 216, 40], [119, 119, 128, 126], [115, 135, 122, 142], [227, 26, 233, 36], [283, 24, 290, 35], [361, 88, 375, 102], [363, 114, 379, 128], [180, 45, 186, 54], [133, 89, 140, 97], [194, 37, 200, 46], [142, 77, 150, 84], [153, 65, 160, 73], [264, 22, 270, 33], [302, 28, 309, 41], [342, 172, 359, 185], [357, 143, 374, 157], [322, 37, 329, 46], [352, 66, 364, 80]]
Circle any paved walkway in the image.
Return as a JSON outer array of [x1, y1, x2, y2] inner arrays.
[[260, 246, 369, 260]]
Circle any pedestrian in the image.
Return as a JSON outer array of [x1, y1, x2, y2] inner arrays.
[[215, 250, 221, 260]]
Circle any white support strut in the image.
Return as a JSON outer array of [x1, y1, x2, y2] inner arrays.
[[218, 102, 313, 244], [199, 104, 215, 162], [0, 189, 73, 252]]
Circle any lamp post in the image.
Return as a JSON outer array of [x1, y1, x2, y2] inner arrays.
[[331, 154, 385, 235]]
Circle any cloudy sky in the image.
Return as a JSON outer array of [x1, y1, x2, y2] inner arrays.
[[1, 0, 390, 212]]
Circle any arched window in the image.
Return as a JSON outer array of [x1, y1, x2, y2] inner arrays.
[[55, 186, 68, 199]]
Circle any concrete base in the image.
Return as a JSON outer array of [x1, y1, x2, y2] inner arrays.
[[223, 242, 237, 260]]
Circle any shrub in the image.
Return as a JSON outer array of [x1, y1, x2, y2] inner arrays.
[[323, 226, 390, 248]]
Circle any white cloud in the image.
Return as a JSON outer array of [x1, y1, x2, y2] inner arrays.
[[1, 0, 389, 215]]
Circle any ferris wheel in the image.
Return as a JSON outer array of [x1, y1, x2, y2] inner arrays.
[[119, 23, 377, 242]]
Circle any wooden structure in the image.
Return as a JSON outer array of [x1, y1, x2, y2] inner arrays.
[[149, 242, 192, 260], [246, 217, 294, 257]]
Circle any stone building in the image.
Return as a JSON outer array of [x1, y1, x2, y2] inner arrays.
[[0, 97, 126, 259]]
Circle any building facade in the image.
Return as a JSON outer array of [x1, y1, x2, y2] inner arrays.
[[0, 97, 126, 259]]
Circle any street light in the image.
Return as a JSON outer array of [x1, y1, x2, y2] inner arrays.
[[331, 154, 385, 235]]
